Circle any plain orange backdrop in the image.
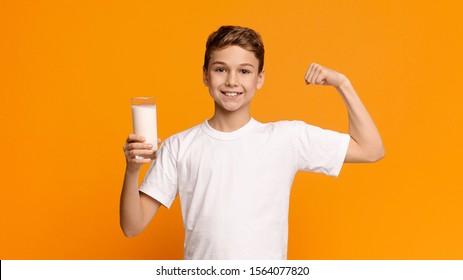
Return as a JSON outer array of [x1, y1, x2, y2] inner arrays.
[[1, 0, 463, 259]]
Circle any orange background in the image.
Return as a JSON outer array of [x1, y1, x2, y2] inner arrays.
[[1, 0, 462, 259]]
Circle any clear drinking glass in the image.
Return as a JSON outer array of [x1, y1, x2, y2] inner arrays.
[[131, 97, 158, 158]]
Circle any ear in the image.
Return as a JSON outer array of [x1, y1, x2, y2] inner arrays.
[[203, 68, 209, 86], [256, 69, 265, 90]]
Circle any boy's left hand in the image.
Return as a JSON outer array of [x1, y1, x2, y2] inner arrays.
[[305, 63, 348, 88]]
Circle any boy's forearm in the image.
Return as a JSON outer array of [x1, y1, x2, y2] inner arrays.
[[120, 169, 145, 237], [337, 80, 385, 162]]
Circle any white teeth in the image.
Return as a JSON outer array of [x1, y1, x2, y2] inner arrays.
[[225, 92, 239, 97]]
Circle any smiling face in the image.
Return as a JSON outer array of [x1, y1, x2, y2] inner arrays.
[[203, 45, 264, 113]]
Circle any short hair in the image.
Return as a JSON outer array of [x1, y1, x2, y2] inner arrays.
[[203, 25, 265, 73]]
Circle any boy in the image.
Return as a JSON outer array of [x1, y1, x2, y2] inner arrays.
[[120, 25, 384, 259]]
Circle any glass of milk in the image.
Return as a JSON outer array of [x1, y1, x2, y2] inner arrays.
[[131, 97, 158, 157]]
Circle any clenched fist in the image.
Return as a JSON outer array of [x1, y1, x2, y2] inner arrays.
[[305, 63, 348, 88]]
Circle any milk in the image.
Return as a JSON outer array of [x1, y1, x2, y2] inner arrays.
[[131, 104, 158, 151]]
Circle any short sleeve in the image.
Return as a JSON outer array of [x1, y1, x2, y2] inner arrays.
[[293, 121, 350, 177], [139, 139, 178, 208]]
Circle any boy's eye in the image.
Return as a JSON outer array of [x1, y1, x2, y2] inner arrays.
[[240, 69, 251, 74], [214, 68, 226, 72]]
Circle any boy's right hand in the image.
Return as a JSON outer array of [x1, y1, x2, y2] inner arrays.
[[123, 134, 160, 172]]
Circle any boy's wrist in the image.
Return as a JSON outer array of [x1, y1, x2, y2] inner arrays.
[[336, 76, 353, 95], [125, 165, 141, 176]]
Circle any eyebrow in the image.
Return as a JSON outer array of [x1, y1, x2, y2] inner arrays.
[[211, 61, 255, 68]]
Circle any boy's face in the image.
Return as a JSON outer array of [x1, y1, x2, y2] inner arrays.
[[203, 45, 264, 113]]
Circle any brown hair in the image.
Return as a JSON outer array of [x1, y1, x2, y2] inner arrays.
[[203, 25, 265, 73]]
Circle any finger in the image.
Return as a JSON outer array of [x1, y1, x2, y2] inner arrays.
[[304, 63, 314, 83], [143, 148, 161, 160], [126, 134, 145, 143], [308, 63, 321, 84], [128, 157, 152, 164], [309, 64, 318, 84], [145, 152, 158, 160], [311, 65, 323, 85], [128, 142, 153, 150], [305, 63, 314, 82], [305, 63, 316, 84], [123, 143, 152, 153], [315, 68, 327, 85], [127, 148, 154, 158], [141, 158, 152, 164]]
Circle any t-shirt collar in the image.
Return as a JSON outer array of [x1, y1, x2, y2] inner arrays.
[[202, 118, 258, 140]]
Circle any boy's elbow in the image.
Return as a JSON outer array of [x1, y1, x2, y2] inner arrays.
[[122, 230, 139, 238], [367, 145, 385, 163], [121, 223, 142, 238]]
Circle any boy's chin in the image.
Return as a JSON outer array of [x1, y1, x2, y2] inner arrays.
[[215, 101, 246, 113], [221, 105, 242, 112]]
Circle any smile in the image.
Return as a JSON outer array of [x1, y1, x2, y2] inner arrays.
[[221, 91, 243, 97]]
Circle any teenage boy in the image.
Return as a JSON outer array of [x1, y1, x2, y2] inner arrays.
[[120, 25, 384, 259]]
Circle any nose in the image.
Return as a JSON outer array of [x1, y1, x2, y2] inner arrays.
[[225, 72, 238, 87]]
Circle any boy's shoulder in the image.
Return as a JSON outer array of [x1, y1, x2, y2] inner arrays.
[[258, 119, 343, 141], [164, 121, 204, 144], [160, 121, 205, 155]]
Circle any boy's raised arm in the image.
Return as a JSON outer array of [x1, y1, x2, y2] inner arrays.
[[120, 135, 161, 237], [305, 63, 385, 163]]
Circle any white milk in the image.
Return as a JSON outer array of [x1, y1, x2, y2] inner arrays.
[[131, 104, 158, 151]]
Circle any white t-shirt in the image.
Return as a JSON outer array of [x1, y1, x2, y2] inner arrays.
[[139, 118, 350, 259]]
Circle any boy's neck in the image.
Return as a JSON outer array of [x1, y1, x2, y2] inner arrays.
[[208, 106, 252, 132]]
